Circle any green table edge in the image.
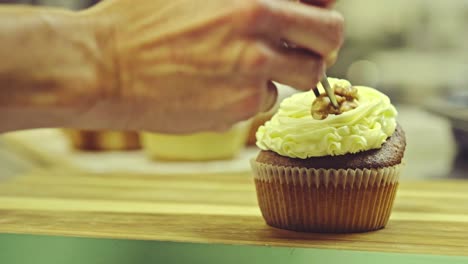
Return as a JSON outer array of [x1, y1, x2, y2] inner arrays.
[[1, 234, 467, 264]]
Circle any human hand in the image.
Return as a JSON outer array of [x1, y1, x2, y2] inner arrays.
[[84, 0, 343, 133]]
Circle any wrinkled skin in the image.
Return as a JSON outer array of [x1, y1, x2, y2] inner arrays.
[[0, 0, 343, 133]]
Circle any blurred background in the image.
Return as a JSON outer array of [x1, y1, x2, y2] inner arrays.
[[334, 0, 468, 104], [0, 0, 467, 180]]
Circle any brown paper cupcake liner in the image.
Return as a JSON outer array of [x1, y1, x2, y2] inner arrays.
[[250, 160, 402, 233]]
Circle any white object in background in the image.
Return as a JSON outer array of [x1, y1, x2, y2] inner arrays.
[[369, 50, 468, 98]]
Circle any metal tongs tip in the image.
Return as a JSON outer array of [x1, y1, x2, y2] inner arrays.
[[312, 74, 339, 109]]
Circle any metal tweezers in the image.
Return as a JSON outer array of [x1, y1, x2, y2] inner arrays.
[[313, 74, 339, 109]]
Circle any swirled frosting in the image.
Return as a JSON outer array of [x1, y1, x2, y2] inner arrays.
[[256, 78, 397, 158]]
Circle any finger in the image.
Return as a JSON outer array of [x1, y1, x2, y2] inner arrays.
[[257, 0, 344, 57], [267, 45, 325, 90], [259, 81, 278, 112], [297, 0, 336, 8], [325, 49, 338, 66], [277, 39, 337, 67]]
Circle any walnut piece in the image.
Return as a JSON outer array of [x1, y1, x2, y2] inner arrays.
[[311, 84, 359, 120]]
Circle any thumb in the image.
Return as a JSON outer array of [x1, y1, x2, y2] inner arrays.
[[260, 81, 278, 113]]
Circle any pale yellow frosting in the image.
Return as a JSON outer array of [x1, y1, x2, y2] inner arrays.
[[256, 78, 397, 158]]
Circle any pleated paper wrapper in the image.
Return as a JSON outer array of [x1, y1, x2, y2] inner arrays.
[[250, 160, 402, 233]]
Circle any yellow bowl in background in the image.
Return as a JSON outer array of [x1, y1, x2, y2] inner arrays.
[[141, 121, 251, 161]]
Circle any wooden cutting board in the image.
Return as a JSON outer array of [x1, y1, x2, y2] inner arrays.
[[0, 168, 467, 256]]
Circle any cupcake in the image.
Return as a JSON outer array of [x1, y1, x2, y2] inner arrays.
[[141, 121, 251, 161], [64, 130, 141, 151], [251, 78, 406, 233]]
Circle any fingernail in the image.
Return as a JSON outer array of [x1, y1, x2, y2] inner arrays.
[[326, 50, 339, 66], [261, 81, 278, 112]]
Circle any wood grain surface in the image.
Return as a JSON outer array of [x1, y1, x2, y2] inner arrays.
[[0, 169, 467, 256]]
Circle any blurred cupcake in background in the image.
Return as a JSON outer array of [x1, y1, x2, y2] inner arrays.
[[64, 130, 141, 151], [246, 83, 298, 146], [141, 121, 251, 161]]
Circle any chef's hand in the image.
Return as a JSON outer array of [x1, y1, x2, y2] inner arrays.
[[85, 0, 343, 133]]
